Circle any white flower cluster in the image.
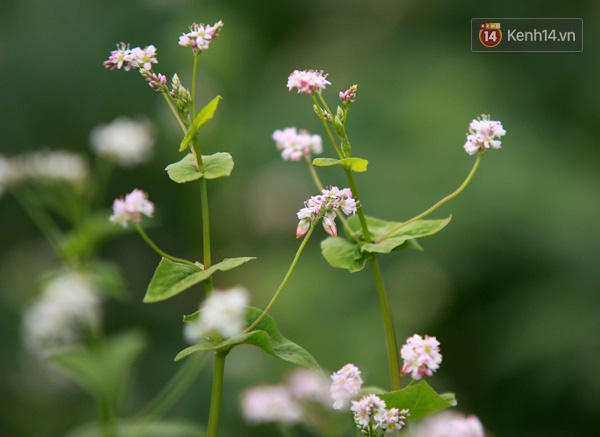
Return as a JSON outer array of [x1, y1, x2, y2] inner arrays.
[[296, 187, 357, 238], [411, 411, 485, 437], [22, 272, 101, 355], [272, 127, 323, 161], [184, 286, 249, 342], [103, 43, 158, 71], [0, 150, 88, 197], [178, 21, 224, 53], [464, 115, 506, 155], [241, 368, 330, 425], [400, 334, 442, 380], [287, 70, 331, 95], [90, 117, 155, 167], [110, 189, 155, 227], [330, 363, 363, 410], [351, 394, 409, 434]]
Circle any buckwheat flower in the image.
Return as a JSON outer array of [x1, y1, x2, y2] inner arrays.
[[22, 272, 101, 355], [339, 84, 358, 105], [184, 286, 249, 342], [351, 394, 387, 430], [241, 385, 303, 424], [286, 368, 330, 406], [90, 117, 155, 167], [400, 334, 442, 380], [130, 45, 158, 71], [287, 70, 331, 95], [330, 363, 363, 410], [104, 42, 133, 71], [463, 114, 506, 155], [296, 187, 357, 238], [178, 21, 224, 54], [272, 127, 323, 161], [374, 407, 410, 433], [110, 189, 154, 227], [411, 411, 485, 437]]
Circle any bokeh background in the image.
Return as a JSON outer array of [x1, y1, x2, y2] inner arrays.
[[1, 0, 598, 436]]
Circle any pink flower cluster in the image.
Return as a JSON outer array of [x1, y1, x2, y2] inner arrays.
[[110, 189, 155, 227], [400, 334, 442, 380], [296, 187, 357, 238], [178, 21, 224, 53], [339, 84, 358, 105], [330, 363, 363, 410], [351, 394, 409, 434], [272, 127, 323, 161], [287, 70, 331, 95], [464, 114, 506, 155], [104, 43, 158, 71]]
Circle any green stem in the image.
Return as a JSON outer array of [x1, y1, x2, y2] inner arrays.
[[162, 92, 187, 133], [199, 176, 213, 294], [376, 154, 482, 244], [344, 169, 372, 242], [98, 395, 115, 437], [135, 224, 200, 269], [207, 351, 227, 437], [243, 225, 315, 333], [311, 94, 343, 159], [192, 54, 199, 118]]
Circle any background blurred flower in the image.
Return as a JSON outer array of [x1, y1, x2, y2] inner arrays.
[[90, 117, 155, 167], [241, 385, 303, 424], [411, 411, 485, 437]]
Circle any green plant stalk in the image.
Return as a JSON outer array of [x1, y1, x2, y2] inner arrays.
[[206, 351, 227, 437], [311, 94, 343, 159], [98, 394, 115, 437], [311, 96, 402, 390], [135, 224, 200, 269], [162, 92, 187, 133], [243, 225, 315, 333], [376, 154, 482, 243], [192, 54, 199, 117]]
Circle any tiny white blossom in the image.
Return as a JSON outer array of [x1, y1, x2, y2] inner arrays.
[[296, 187, 357, 238], [351, 394, 409, 434], [110, 189, 154, 227], [104, 43, 158, 71], [272, 127, 322, 161], [287, 70, 331, 95], [411, 411, 485, 437], [400, 334, 442, 380], [184, 286, 249, 342], [241, 385, 303, 424], [330, 363, 363, 410], [178, 21, 224, 54], [90, 117, 155, 167], [463, 114, 506, 155]]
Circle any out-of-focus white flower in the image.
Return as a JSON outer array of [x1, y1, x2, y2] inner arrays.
[[285, 368, 330, 406], [110, 189, 155, 227], [296, 186, 358, 238], [184, 286, 249, 342], [351, 394, 409, 434], [411, 411, 485, 437], [178, 21, 224, 54], [17, 150, 88, 185], [241, 385, 303, 424], [287, 70, 330, 95], [90, 117, 155, 167], [463, 115, 506, 155], [104, 43, 158, 71], [22, 272, 101, 355], [330, 363, 363, 410], [400, 334, 442, 380], [272, 127, 322, 161]]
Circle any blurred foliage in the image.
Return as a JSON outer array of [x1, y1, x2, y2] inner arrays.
[[1, 0, 599, 436]]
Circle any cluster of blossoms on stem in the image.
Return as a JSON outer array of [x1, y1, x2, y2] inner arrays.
[[140, 70, 168, 92], [411, 411, 485, 437], [287, 70, 330, 95], [330, 363, 363, 410], [351, 394, 409, 434], [170, 74, 192, 117], [110, 189, 155, 227], [241, 368, 330, 425], [272, 127, 323, 161], [22, 272, 101, 355], [339, 84, 358, 105], [296, 187, 357, 238], [90, 117, 155, 167], [464, 114, 506, 155], [178, 21, 224, 53], [400, 334, 443, 380], [184, 286, 249, 342], [104, 43, 158, 71]]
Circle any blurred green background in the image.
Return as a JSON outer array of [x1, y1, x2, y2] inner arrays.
[[1, 0, 598, 435]]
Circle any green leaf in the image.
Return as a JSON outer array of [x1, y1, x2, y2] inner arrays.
[[346, 215, 451, 254], [176, 307, 320, 371], [379, 381, 456, 419], [144, 257, 255, 303], [312, 157, 369, 172], [320, 237, 372, 272], [50, 331, 147, 407], [165, 152, 234, 184], [179, 95, 222, 152], [66, 420, 205, 437]]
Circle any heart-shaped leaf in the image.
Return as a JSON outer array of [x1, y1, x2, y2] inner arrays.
[[379, 380, 456, 419], [165, 152, 234, 184], [144, 257, 255, 303], [312, 157, 369, 172], [176, 307, 320, 371], [179, 95, 222, 152], [321, 236, 372, 273]]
